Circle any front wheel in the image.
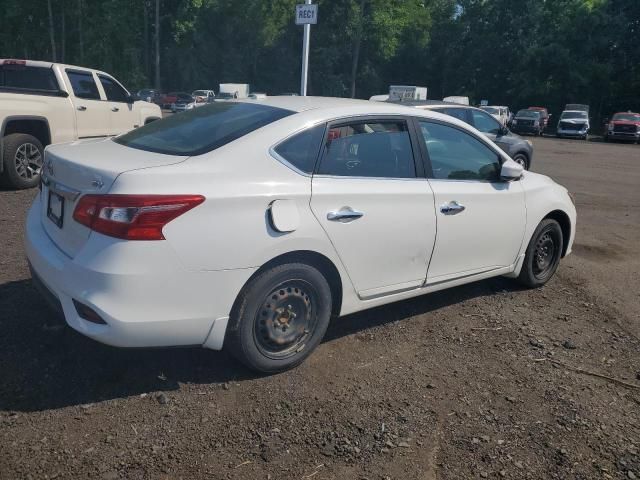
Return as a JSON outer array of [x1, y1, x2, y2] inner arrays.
[[517, 219, 563, 288], [1, 133, 44, 189], [226, 263, 333, 373]]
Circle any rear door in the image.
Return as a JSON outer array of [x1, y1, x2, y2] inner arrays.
[[65, 69, 111, 138], [310, 117, 436, 299], [415, 119, 526, 282], [97, 74, 138, 135]]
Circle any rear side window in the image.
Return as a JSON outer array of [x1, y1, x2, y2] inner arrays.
[[317, 120, 415, 178], [437, 107, 470, 124], [0, 65, 58, 92], [471, 109, 501, 134], [273, 124, 325, 174], [66, 70, 101, 100], [98, 75, 128, 102], [115, 102, 294, 156]]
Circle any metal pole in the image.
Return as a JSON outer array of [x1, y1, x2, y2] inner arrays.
[[300, 0, 312, 96]]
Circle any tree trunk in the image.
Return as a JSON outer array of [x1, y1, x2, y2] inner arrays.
[[349, 0, 366, 98], [61, 2, 66, 63], [155, 0, 161, 90], [144, 0, 149, 81], [78, 0, 84, 63], [47, 0, 57, 62]]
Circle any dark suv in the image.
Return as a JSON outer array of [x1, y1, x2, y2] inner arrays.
[[387, 100, 534, 169]]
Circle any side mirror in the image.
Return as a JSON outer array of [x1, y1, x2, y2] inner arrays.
[[501, 158, 524, 181]]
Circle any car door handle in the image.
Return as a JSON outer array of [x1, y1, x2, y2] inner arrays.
[[111, 106, 119, 112], [327, 207, 364, 222], [77, 105, 87, 111], [440, 201, 466, 215]]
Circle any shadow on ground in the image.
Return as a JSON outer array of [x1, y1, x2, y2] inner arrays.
[[0, 275, 520, 412]]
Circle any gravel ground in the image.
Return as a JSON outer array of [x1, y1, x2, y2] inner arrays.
[[1, 137, 639, 480]]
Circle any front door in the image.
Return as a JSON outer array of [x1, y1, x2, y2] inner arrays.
[[310, 117, 436, 299], [65, 69, 111, 138], [415, 119, 526, 282]]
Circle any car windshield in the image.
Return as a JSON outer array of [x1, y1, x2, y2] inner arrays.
[[561, 111, 587, 119], [114, 102, 293, 156], [481, 107, 499, 114], [612, 113, 640, 121], [517, 110, 540, 118]]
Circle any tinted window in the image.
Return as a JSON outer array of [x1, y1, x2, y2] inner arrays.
[[471, 109, 501, 134], [317, 121, 415, 178], [274, 124, 325, 174], [420, 121, 501, 181], [98, 75, 128, 102], [432, 107, 470, 124], [0, 65, 59, 91], [66, 70, 100, 100], [115, 102, 293, 156]]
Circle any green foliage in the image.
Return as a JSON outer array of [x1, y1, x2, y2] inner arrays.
[[0, 0, 638, 119]]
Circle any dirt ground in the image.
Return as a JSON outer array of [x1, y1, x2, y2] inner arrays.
[[1, 137, 639, 480]]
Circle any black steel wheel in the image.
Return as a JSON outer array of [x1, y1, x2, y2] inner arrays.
[[517, 219, 563, 288], [227, 262, 332, 373]]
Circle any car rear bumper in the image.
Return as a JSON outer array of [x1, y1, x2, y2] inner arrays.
[[25, 196, 255, 350]]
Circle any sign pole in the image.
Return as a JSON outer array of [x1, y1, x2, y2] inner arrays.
[[300, 0, 312, 96]]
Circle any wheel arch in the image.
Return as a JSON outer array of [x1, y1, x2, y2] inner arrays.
[[1, 116, 51, 174], [543, 209, 571, 257], [227, 250, 343, 332]]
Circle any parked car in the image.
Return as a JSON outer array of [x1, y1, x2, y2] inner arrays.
[[604, 111, 640, 143], [556, 105, 590, 140], [389, 100, 534, 169], [480, 105, 510, 126], [0, 59, 161, 189], [527, 107, 551, 131], [160, 92, 191, 109], [192, 90, 215, 104], [26, 97, 575, 372], [136, 88, 161, 103], [171, 94, 196, 113], [511, 109, 544, 136]]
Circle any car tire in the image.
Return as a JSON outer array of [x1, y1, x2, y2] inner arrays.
[[226, 262, 333, 373], [516, 219, 563, 289], [1, 133, 44, 189], [512, 153, 529, 170]]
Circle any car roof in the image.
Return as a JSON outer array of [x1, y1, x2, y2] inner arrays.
[[385, 99, 466, 108]]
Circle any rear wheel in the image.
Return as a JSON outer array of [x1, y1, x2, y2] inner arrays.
[[1, 133, 44, 189], [226, 263, 332, 373], [517, 219, 563, 288]]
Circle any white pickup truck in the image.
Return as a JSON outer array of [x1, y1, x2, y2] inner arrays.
[[0, 59, 161, 188]]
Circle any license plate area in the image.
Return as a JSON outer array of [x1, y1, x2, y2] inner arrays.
[[47, 191, 65, 228]]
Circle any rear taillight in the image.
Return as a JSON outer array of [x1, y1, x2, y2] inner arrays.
[[73, 194, 204, 240]]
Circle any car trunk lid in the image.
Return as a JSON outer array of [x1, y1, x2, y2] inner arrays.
[[40, 137, 188, 258]]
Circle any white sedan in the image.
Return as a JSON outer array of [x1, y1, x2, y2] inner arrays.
[[26, 97, 576, 372]]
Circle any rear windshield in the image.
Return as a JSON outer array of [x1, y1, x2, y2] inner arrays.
[[0, 65, 59, 92], [114, 102, 294, 156]]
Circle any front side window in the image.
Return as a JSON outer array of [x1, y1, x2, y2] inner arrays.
[[115, 102, 293, 156], [420, 121, 501, 181], [66, 70, 101, 100], [317, 120, 415, 178], [0, 65, 58, 91], [274, 124, 325, 174], [471, 109, 502, 134], [98, 75, 128, 102]]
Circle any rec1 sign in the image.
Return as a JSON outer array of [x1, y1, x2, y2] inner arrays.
[[296, 4, 318, 25], [297, 2, 317, 96]]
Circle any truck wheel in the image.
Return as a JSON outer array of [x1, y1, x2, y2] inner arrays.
[[1, 133, 44, 189], [226, 262, 332, 373]]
